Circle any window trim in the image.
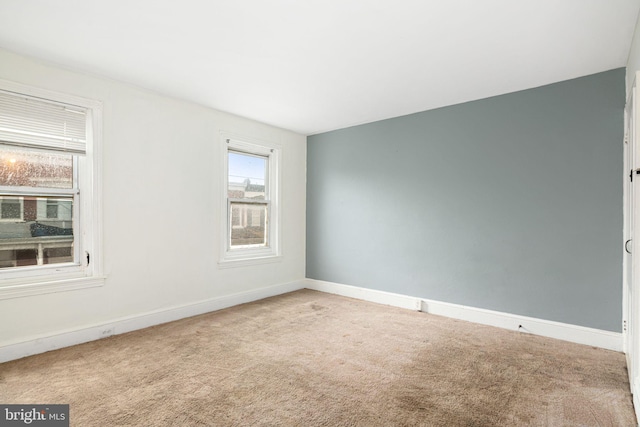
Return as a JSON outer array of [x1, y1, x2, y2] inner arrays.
[[0, 79, 104, 299], [219, 133, 281, 267]]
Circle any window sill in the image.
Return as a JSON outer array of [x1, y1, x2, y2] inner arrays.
[[218, 254, 283, 269], [0, 275, 105, 300]]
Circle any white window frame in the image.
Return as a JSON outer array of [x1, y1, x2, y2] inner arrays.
[[219, 133, 281, 267], [0, 80, 104, 299]]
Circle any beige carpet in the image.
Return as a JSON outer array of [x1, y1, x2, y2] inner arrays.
[[0, 289, 635, 426]]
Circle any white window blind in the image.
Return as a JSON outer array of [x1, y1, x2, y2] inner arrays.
[[0, 90, 87, 154]]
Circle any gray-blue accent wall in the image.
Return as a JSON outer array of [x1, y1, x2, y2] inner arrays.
[[306, 68, 625, 332]]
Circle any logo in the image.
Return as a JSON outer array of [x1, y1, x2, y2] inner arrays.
[[0, 405, 69, 426]]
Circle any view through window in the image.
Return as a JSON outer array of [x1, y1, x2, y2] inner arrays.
[[0, 147, 76, 268], [228, 151, 268, 247]]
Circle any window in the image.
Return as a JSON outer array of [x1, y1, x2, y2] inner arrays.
[[228, 151, 268, 247], [0, 197, 22, 220], [0, 80, 103, 298], [46, 199, 58, 218], [44, 198, 72, 220], [221, 134, 280, 266]]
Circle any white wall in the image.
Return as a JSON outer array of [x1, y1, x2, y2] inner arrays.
[[627, 12, 640, 97], [0, 48, 306, 348]]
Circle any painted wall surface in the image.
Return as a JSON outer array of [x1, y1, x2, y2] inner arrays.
[[307, 69, 625, 332], [0, 48, 306, 346], [627, 12, 640, 97]]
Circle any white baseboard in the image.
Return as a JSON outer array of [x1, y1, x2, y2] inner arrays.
[[0, 280, 305, 363], [2, 278, 623, 364], [305, 278, 422, 311], [304, 279, 623, 352]]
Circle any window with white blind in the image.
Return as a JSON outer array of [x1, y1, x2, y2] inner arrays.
[[0, 80, 103, 298], [220, 134, 281, 266]]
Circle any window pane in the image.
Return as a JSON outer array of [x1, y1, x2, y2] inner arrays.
[[230, 202, 267, 247], [1, 198, 21, 219], [228, 152, 266, 199], [0, 195, 74, 268], [0, 146, 73, 188], [43, 247, 73, 265], [46, 202, 58, 218]]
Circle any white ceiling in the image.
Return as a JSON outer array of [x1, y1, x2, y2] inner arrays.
[[0, 0, 638, 135]]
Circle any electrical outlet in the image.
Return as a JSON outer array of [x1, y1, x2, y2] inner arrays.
[[101, 328, 114, 336]]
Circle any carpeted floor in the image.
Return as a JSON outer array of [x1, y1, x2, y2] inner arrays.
[[0, 289, 636, 426]]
